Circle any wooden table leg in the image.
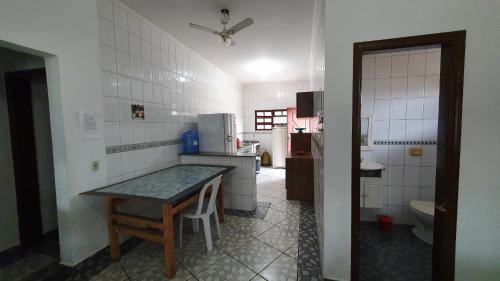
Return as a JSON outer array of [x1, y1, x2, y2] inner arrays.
[[163, 203, 176, 278], [106, 197, 120, 261], [217, 177, 224, 223]]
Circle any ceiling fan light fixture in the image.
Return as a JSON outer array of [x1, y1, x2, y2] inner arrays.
[[220, 37, 233, 47]]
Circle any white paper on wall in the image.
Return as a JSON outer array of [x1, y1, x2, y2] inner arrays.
[[78, 110, 102, 139]]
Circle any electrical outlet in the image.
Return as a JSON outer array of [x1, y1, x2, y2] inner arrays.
[[91, 160, 100, 171]]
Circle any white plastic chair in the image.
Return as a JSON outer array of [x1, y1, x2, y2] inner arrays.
[[179, 175, 222, 251]]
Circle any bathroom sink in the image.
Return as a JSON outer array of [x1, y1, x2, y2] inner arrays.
[[360, 160, 384, 171]]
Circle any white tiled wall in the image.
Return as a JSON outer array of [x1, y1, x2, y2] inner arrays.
[[180, 155, 257, 211], [98, 0, 243, 183], [360, 46, 440, 225], [241, 81, 309, 154]]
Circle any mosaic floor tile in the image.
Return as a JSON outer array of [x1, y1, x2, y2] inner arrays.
[[0, 253, 57, 281], [262, 207, 289, 225], [298, 202, 322, 281], [256, 194, 284, 207], [260, 254, 297, 281], [120, 251, 162, 279], [271, 200, 301, 216], [132, 240, 164, 257], [250, 275, 267, 281], [195, 256, 256, 281], [276, 216, 300, 236], [284, 243, 298, 260], [232, 218, 274, 238], [231, 239, 281, 272], [213, 223, 254, 253], [131, 261, 193, 281], [89, 262, 128, 281], [257, 226, 297, 252], [175, 237, 227, 274]]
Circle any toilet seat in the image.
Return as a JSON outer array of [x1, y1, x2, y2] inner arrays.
[[410, 200, 435, 216]]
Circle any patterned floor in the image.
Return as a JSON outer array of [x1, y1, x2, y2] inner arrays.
[[360, 221, 432, 281], [0, 167, 322, 281]]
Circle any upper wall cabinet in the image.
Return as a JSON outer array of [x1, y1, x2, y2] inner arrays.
[[297, 91, 314, 118]]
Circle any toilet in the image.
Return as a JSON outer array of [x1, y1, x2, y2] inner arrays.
[[409, 200, 435, 245]]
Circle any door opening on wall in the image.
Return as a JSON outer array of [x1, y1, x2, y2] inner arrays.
[[351, 31, 465, 281], [1, 46, 60, 265]]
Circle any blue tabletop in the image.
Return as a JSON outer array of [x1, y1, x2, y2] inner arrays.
[[82, 165, 234, 203]]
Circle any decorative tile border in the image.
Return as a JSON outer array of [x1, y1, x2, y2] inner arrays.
[[373, 140, 437, 145], [298, 202, 322, 281], [106, 139, 182, 154]]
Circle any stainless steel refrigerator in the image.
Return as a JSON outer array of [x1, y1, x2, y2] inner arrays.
[[198, 113, 237, 154]]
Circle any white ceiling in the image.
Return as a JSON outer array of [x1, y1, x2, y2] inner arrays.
[[120, 0, 314, 84]]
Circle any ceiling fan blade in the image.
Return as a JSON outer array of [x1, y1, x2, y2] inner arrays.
[[228, 18, 254, 35], [189, 23, 219, 35]]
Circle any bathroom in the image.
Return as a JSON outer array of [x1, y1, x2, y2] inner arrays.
[[359, 45, 440, 281]]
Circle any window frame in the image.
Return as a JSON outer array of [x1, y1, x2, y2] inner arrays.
[[255, 109, 288, 131]]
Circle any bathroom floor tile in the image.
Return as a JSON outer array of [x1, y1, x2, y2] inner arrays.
[[260, 254, 297, 281], [231, 239, 281, 272]]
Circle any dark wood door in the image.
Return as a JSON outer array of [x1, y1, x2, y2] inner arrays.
[[5, 69, 46, 248]]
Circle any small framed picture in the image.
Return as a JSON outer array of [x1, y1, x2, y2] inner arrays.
[[131, 104, 145, 119]]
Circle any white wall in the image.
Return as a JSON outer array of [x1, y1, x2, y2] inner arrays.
[[242, 81, 309, 154], [360, 47, 440, 225], [323, 0, 500, 280], [0, 48, 47, 251], [99, 0, 243, 184]]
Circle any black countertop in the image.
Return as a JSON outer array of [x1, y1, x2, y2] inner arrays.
[[180, 151, 257, 157]]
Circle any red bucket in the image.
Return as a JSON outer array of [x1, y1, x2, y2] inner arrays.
[[377, 215, 393, 233]]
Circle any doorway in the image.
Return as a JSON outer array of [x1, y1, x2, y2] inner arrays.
[[3, 67, 59, 256], [351, 31, 466, 281]]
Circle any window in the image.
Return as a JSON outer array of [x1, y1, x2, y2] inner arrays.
[[255, 109, 288, 130]]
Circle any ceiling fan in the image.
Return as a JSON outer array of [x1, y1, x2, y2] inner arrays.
[[189, 9, 254, 47]]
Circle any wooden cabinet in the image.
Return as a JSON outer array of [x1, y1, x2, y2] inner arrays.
[[286, 152, 313, 202], [360, 176, 383, 208], [296, 91, 314, 118], [290, 133, 311, 152]]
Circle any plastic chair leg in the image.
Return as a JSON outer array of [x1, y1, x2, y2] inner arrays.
[[202, 216, 213, 251]]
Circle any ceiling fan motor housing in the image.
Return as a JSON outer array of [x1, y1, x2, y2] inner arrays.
[[220, 9, 230, 25]]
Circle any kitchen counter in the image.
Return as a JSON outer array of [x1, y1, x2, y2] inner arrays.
[[180, 151, 256, 157]]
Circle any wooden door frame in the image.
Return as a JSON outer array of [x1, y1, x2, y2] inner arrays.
[[5, 68, 47, 247], [351, 31, 466, 281]]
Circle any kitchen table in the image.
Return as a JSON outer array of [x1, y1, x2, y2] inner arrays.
[[81, 164, 234, 278]]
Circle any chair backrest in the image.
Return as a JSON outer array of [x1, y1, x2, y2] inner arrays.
[[194, 175, 222, 216]]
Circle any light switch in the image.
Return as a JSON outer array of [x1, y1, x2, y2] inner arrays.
[[91, 160, 100, 171]]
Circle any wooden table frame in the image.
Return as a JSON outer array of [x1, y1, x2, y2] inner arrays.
[[106, 177, 224, 278]]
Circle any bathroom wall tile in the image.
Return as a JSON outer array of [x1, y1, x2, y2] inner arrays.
[[131, 78, 143, 101], [408, 53, 426, 76], [404, 145, 421, 166], [423, 98, 439, 119], [98, 17, 115, 47], [422, 120, 438, 140], [373, 121, 389, 140], [116, 50, 130, 76], [388, 206, 403, 224], [373, 145, 388, 165], [407, 76, 424, 98], [405, 120, 423, 140], [130, 56, 143, 80], [424, 75, 440, 97], [97, 0, 113, 22], [374, 100, 390, 120], [129, 33, 141, 58], [140, 20, 151, 41], [388, 145, 405, 165], [121, 151, 134, 174], [403, 187, 419, 206], [133, 123, 145, 144], [152, 46, 161, 66], [390, 77, 407, 99], [425, 51, 441, 75], [114, 25, 129, 54], [420, 188, 435, 201], [388, 166, 404, 186], [361, 150, 373, 161], [389, 120, 405, 140], [101, 70, 118, 97], [117, 75, 131, 99], [127, 13, 140, 36], [406, 98, 423, 119], [113, 3, 128, 29], [420, 167, 436, 188], [133, 149, 146, 171], [107, 153, 122, 179], [104, 122, 120, 146], [142, 61, 153, 82], [119, 98, 131, 122], [100, 44, 116, 72], [404, 166, 420, 187], [374, 78, 391, 99], [361, 79, 374, 100], [361, 100, 374, 116], [119, 122, 133, 145], [103, 96, 119, 121], [421, 145, 437, 166], [390, 54, 408, 77], [144, 123, 155, 143], [141, 39, 152, 62], [388, 186, 404, 206], [143, 82, 153, 102], [375, 56, 391, 78], [390, 99, 406, 120]]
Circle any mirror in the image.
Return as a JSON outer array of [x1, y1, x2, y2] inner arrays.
[[361, 115, 373, 150]]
